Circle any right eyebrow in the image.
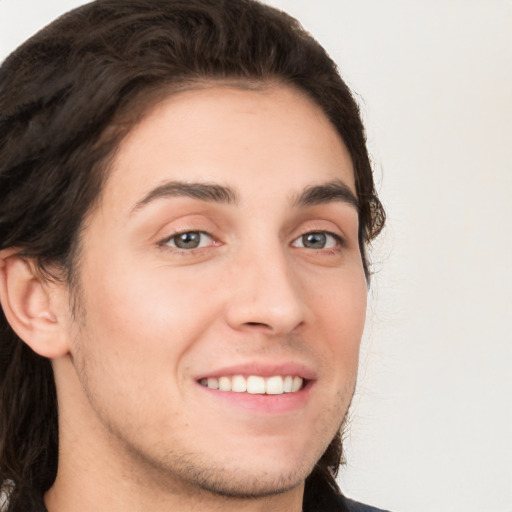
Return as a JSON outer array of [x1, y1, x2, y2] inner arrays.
[[292, 180, 359, 210], [130, 181, 239, 215]]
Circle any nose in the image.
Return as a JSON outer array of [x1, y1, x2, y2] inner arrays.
[[224, 245, 306, 336]]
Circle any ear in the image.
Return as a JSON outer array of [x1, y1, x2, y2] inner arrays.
[[0, 249, 71, 358]]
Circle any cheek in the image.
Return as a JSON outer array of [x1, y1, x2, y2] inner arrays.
[[75, 258, 222, 372], [67, 261, 222, 431], [308, 267, 367, 367]]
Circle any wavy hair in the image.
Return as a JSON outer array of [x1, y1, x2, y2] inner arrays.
[[0, 0, 385, 509]]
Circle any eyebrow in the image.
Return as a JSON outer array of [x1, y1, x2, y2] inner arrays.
[[130, 178, 359, 214], [293, 180, 359, 210], [131, 181, 239, 214]]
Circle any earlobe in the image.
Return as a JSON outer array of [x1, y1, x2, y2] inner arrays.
[[0, 249, 70, 359]]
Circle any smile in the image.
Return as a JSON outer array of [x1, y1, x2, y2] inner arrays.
[[199, 375, 304, 395]]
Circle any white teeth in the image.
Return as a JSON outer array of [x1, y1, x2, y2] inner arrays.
[[232, 375, 247, 393], [207, 377, 219, 390], [265, 376, 284, 395], [247, 376, 266, 394], [218, 376, 231, 391], [292, 376, 303, 392], [200, 375, 304, 395]]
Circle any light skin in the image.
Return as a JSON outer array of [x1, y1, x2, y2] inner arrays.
[[0, 84, 367, 512]]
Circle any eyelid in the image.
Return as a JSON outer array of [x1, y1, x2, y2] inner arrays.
[[158, 230, 217, 250], [291, 230, 344, 249]]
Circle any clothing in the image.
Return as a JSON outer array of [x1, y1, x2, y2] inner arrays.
[[344, 498, 392, 512], [303, 482, 391, 512], [301, 471, 391, 512]]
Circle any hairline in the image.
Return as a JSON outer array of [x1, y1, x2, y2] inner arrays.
[[66, 77, 360, 282]]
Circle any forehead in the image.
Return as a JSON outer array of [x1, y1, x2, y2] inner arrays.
[[102, 84, 355, 215]]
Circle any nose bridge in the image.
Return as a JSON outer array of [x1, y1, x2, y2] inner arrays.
[[225, 238, 305, 334]]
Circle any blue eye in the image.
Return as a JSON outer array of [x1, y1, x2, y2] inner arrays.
[[163, 231, 213, 250], [292, 232, 340, 249]]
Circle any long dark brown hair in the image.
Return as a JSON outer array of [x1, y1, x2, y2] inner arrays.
[[0, 0, 385, 509]]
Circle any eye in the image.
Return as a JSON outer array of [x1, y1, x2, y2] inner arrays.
[[162, 231, 214, 250], [292, 231, 341, 250]]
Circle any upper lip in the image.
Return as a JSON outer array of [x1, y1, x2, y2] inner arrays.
[[195, 362, 317, 382]]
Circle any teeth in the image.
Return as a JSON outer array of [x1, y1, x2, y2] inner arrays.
[[232, 375, 247, 393], [247, 376, 266, 394], [292, 376, 303, 392], [218, 376, 231, 391], [200, 375, 304, 395], [207, 377, 219, 390], [265, 376, 283, 395]]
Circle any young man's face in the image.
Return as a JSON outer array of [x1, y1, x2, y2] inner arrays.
[[57, 85, 367, 498]]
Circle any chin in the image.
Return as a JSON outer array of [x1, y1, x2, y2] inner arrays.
[[186, 464, 309, 499], [149, 447, 317, 500]]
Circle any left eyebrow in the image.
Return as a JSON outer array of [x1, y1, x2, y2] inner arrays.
[[130, 181, 239, 215], [292, 180, 359, 210]]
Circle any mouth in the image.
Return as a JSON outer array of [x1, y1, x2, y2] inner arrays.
[[195, 363, 316, 413], [199, 375, 306, 395]]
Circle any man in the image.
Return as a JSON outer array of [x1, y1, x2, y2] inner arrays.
[[0, 1, 386, 511]]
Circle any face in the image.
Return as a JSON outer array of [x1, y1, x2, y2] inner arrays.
[[60, 85, 367, 498]]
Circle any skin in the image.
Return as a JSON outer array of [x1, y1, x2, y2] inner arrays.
[[42, 84, 368, 512]]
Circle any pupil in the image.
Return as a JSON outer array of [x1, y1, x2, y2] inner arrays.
[[303, 232, 326, 249], [175, 232, 200, 249]]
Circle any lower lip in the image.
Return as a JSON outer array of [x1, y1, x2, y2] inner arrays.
[[197, 380, 314, 414]]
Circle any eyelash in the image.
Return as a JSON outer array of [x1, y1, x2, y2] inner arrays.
[[159, 230, 215, 251], [158, 229, 344, 253], [291, 231, 344, 251]]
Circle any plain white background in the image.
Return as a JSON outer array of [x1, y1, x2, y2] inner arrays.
[[1, 1, 511, 511]]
